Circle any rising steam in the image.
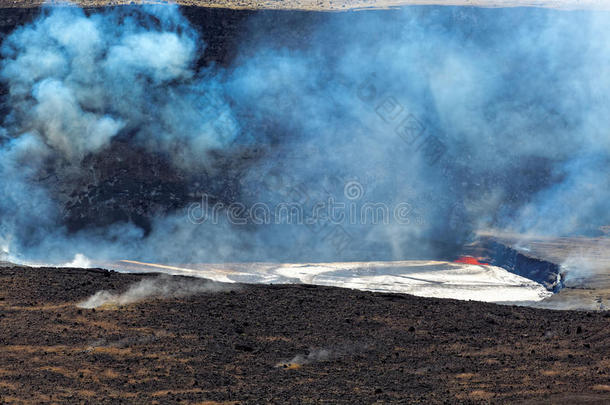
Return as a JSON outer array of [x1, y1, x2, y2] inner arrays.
[[0, 5, 609, 266], [77, 275, 230, 308], [276, 343, 372, 369]]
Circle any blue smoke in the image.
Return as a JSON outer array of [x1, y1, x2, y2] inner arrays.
[[0, 5, 609, 265]]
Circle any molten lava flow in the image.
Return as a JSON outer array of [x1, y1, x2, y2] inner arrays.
[[454, 256, 489, 266]]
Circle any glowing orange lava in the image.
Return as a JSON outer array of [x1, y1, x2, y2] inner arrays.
[[454, 256, 489, 266]]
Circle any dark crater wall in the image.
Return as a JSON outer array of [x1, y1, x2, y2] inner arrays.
[[467, 237, 565, 292]]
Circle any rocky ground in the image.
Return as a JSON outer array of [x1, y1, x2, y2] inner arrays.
[[1, 265, 609, 403]]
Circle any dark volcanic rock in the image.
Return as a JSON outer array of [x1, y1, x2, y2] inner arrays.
[[1, 266, 609, 403]]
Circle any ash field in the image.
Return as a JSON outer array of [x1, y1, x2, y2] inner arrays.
[[1, 1, 610, 404]]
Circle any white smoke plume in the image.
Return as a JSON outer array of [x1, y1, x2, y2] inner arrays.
[[1, 5, 236, 164], [0, 4, 609, 267], [279, 348, 331, 368], [77, 275, 231, 308], [62, 253, 92, 268], [560, 239, 609, 285], [276, 343, 372, 368]]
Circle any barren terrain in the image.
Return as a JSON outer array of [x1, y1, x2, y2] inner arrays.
[[1, 265, 610, 403]]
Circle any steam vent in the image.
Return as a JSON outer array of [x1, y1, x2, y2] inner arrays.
[[0, 1, 609, 403]]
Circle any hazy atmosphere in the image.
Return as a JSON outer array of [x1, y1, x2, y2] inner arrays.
[[1, 5, 609, 266]]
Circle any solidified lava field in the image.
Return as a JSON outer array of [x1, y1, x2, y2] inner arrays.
[[1, 266, 610, 404]]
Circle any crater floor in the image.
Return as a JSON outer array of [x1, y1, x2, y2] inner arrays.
[[104, 259, 554, 303]]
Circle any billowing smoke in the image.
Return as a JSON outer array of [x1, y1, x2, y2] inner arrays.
[[1, 6, 236, 163], [0, 5, 609, 266], [276, 343, 372, 369], [0, 5, 243, 263], [77, 275, 230, 308]]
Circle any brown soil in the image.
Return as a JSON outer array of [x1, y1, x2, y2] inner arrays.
[[1, 266, 609, 403]]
